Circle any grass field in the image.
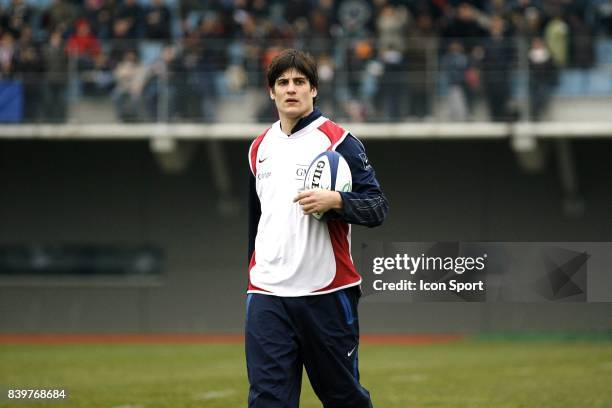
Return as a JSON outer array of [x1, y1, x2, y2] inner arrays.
[[1, 338, 612, 407]]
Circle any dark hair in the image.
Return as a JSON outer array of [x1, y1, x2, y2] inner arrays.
[[267, 49, 318, 91]]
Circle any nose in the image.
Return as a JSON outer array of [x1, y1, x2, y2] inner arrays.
[[287, 81, 296, 93]]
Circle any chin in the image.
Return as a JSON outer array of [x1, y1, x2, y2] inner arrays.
[[281, 108, 308, 118]]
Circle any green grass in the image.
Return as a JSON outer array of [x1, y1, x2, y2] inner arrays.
[[1, 340, 612, 407]]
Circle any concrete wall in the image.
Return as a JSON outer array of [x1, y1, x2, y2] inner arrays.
[[0, 139, 611, 333]]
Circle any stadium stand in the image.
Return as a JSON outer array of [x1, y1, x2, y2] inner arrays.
[[0, 0, 611, 125]]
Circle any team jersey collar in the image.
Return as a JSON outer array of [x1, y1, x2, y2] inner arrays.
[[287, 108, 322, 136]]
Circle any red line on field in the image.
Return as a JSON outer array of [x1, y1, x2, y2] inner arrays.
[[0, 333, 466, 345], [0, 333, 244, 344]]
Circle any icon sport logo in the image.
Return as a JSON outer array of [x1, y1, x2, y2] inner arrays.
[[303, 150, 352, 220]]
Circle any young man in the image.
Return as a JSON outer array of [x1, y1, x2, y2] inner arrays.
[[246, 49, 388, 408]]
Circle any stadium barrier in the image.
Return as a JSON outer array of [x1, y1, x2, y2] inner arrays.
[[1, 122, 612, 140]]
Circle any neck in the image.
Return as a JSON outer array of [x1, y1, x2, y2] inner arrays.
[[280, 108, 314, 135]]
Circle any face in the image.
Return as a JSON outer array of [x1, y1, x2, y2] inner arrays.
[[269, 68, 317, 120]]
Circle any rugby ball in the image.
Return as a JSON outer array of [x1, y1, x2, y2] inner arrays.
[[303, 151, 352, 220]]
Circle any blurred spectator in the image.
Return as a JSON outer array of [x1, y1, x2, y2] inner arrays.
[[109, 17, 137, 67], [112, 50, 148, 122], [256, 46, 283, 122], [377, 44, 406, 120], [480, 16, 514, 121], [292, 16, 311, 51], [17, 23, 34, 49], [196, 62, 218, 122], [511, 0, 542, 16], [568, 12, 594, 69], [345, 39, 375, 121], [116, 0, 144, 39], [315, 53, 337, 116], [512, 6, 543, 39], [443, 40, 470, 121], [65, 19, 101, 70], [405, 11, 436, 119], [337, 0, 373, 37], [83, 0, 116, 41], [249, 0, 271, 20], [285, 0, 310, 25], [195, 11, 229, 122], [593, 0, 612, 36], [487, 0, 511, 18], [144, 0, 172, 40], [4, 0, 33, 39], [376, 3, 408, 54], [307, 7, 333, 56], [42, 29, 69, 122], [81, 52, 114, 96], [174, 42, 201, 121], [528, 37, 558, 121], [544, 12, 569, 67], [144, 44, 179, 121], [42, 0, 78, 35], [597, 0, 612, 36], [443, 2, 488, 51], [178, 0, 205, 33], [0, 32, 16, 78], [464, 46, 482, 116], [14, 41, 42, 122], [235, 13, 266, 87], [375, 1, 409, 120]]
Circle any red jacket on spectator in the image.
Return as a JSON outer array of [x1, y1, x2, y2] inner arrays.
[[65, 19, 101, 58]]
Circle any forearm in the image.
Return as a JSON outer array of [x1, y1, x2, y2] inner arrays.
[[336, 192, 389, 227]]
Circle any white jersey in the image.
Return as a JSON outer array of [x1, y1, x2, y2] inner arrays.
[[247, 115, 361, 296]]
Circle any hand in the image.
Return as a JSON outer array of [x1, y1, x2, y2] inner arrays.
[[293, 189, 343, 215]]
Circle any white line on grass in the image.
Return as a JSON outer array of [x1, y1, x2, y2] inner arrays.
[[599, 362, 612, 370], [510, 366, 536, 376], [193, 390, 236, 401], [111, 404, 144, 408], [388, 373, 428, 383]]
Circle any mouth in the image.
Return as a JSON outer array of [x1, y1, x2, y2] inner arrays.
[[285, 99, 299, 103]]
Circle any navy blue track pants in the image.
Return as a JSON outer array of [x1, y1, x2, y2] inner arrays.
[[245, 286, 373, 408]]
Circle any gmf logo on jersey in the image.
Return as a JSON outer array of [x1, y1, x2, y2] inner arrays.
[[295, 164, 309, 181]]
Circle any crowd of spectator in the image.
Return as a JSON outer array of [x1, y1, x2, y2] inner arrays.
[[0, 0, 611, 123]]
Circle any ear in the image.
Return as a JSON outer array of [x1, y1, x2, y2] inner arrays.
[[269, 87, 275, 100], [310, 86, 318, 99]]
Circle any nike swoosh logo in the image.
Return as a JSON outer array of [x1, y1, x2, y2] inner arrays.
[[258, 158, 268, 163], [347, 345, 357, 357]]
